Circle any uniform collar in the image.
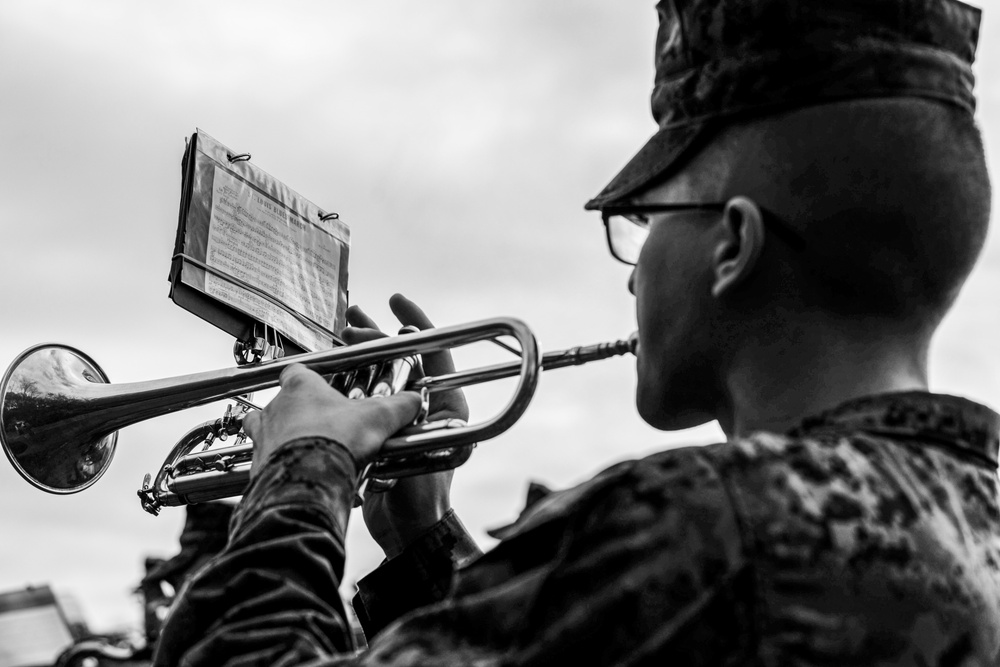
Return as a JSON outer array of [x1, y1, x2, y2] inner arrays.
[[791, 391, 1000, 468]]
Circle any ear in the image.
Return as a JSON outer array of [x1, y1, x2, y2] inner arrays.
[[710, 196, 765, 298]]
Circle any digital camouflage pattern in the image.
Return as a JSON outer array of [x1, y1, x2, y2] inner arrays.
[[586, 0, 983, 209], [154, 391, 1000, 666]]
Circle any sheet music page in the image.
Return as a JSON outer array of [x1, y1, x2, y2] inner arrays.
[[204, 166, 342, 352]]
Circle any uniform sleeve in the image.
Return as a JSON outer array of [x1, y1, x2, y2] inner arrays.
[[153, 437, 362, 667], [155, 444, 754, 666], [352, 509, 482, 638], [354, 448, 756, 665]]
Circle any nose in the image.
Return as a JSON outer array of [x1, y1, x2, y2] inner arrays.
[[627, 268, 636, 296]]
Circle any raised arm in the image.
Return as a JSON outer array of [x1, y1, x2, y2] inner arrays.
[[153, 365, 419, 666]]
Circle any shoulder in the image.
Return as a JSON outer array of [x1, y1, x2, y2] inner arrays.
[[512, 429, 900, 531], [485, 431, 895, 572], [490, 443, 736, 542]]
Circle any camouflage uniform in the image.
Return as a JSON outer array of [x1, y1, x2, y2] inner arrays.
[[154, 391, 1000, 665]]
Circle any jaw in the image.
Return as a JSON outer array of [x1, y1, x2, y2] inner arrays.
[[635, 353, 719, 431], [637, 392, 716, 431]]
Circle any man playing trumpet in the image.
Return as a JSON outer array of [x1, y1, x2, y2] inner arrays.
[[156, 0, 1000, 664]]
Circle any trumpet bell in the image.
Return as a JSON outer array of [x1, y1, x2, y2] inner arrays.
[[1, 344, 118, 493]]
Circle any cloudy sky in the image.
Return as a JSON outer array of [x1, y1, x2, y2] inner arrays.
[[1, 1, 998, 633]]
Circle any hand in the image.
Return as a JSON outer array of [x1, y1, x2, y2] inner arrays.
[[342, 294, 469, 558], [242, 363, 421, 477]]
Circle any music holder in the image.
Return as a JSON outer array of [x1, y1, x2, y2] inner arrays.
[[169, 130, 349, 357]]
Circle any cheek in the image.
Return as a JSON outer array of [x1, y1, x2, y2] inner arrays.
[[633, 237, 697, 339], [633, 233, 713, 380], [632, 251, 677, 397]]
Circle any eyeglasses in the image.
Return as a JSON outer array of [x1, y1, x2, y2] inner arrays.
[[601, 202, 807, 266]]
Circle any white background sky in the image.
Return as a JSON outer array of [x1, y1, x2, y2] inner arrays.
[[1, 1, 998, 633]]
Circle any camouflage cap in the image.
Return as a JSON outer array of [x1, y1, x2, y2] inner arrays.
[[585, 0, 982, 210]]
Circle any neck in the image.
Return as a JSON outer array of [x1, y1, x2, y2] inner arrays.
[[717, 320, 930, 438]]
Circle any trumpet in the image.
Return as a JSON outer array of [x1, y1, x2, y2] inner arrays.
[[0, 318, 635, 515]]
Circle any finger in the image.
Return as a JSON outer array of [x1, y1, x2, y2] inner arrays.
[[278, 363, 328, 390], [366, 391, 423, 440], [389, 294, 434, 330], [342, 326, 387, 345], [242, 410, 261, 441], [389, 294, 457, 376], [347, 305, 381, 330]]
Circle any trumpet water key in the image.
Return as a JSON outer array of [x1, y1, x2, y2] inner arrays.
[[0, 318, 636, 514]]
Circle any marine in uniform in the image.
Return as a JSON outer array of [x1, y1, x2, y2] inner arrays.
[[155, 1, 1000, 664]]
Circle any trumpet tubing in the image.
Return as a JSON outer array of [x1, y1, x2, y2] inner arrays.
[[0, 318, 635, 513]]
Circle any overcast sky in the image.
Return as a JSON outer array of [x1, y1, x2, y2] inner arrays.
[[1, 1, 998, 633]]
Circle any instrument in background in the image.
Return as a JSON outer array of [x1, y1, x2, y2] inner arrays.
[[0, 318, 635, 515]]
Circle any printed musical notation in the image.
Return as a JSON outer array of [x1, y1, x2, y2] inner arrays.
[[205, 167, 341, 352]]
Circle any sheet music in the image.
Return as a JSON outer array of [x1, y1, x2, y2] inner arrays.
[[204, 166, 342, 352]]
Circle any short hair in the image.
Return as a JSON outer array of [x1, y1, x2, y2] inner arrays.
[[701, 99, 991, 328]]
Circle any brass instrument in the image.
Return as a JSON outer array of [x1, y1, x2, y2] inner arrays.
[[0, 318, 635, 514]]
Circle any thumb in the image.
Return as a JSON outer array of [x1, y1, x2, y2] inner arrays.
[[366, 391, 423, 441], [242, 410, 261, 441]]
